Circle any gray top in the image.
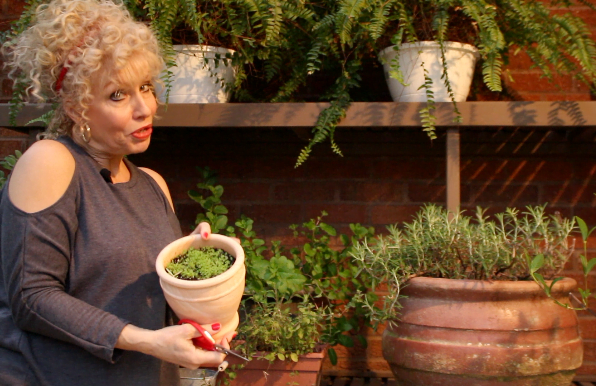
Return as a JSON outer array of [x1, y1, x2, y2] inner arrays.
[[0, 136, 183, 386]]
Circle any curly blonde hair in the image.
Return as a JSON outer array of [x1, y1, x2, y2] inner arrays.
[[2, 0, 164, 138]]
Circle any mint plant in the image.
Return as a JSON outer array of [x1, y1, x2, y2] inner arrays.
[[189, 167, 375, 366]]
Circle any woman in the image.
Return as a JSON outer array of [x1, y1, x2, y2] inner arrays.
[[0, 0, 234, 385]]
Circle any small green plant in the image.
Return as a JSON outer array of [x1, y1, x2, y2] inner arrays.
[[0, 150, 22, 190], [166, 247, 233, 280], [530, 216, 596, 316], [350, 203, 575, 328], [190, 167, 374, 369], [238, 297, 324, 362], [289, 212, 375, 365]]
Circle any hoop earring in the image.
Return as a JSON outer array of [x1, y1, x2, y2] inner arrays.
[[80, 123, 91, 143]]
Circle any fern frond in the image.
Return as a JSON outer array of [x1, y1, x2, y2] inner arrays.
[[336, 0, 369, 47]]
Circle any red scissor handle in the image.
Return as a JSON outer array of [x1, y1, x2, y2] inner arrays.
[[178, 319, 216, 351]]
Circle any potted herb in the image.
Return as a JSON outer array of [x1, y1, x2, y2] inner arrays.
[[188, 167, 375, 385], [155, 233, 246, 341], [166, 246, 234, 281], [221, 220, 329, 386], [350, 204, 582, 385]]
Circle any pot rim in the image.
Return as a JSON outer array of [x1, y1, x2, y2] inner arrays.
[[404, 276, 577, 294], [155, 233, 245, 289], [173, 44, 236, 55], [378, 41, 480, 59]]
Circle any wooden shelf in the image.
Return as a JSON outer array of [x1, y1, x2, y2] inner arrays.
[[2, 101, 596, 129]]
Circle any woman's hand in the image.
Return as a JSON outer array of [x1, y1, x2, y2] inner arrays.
[[190, 222, 240, 244], [116, 323, 235, 369], [191, 222, 212, 239]]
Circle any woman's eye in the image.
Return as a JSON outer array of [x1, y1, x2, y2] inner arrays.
[[110, 90, 125, 101], [140, 83, 153, 93]]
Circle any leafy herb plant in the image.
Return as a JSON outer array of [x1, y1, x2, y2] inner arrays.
[[189, 167, 374, 366], [0, 150, 22, 190], [530, 215, 596, 316], [166, 247, 233, 280], [350, 203, 575, 328]]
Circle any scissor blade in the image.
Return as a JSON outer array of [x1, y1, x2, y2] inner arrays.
[[216, 345, 249, 361]]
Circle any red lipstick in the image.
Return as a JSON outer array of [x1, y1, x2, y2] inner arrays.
[[132, 125, 152, 139]]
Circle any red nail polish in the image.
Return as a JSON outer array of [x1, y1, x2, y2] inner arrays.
[[232, 333, 237, 339], [203, 232, 209, 238], [211, 323, 221, 331]]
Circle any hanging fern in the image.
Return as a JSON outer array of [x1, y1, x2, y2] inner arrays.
[[418, 64, 437, 140]]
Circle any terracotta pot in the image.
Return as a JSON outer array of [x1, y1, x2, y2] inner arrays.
[[221, 346, 326, 386], [383, 277, 582, 386], [155, 234, 245, 340]]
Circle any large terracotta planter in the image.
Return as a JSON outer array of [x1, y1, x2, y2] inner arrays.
[[221, 348, 326, 386], [383, 277, 582, 386], [155, 234, 245, 340]]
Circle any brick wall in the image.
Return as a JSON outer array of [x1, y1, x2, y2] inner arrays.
[[127, 125, 596, 377], [2, 0, 596, 380]]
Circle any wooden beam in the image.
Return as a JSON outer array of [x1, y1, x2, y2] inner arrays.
[[446, 128, 460, 214], [3, 101, 596, 129]]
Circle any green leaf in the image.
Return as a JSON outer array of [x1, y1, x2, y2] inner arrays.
[[576, 216, 589, 241], [277, 353, 285, 361], [320, 223, 337, 236], [356, 334, 368, 348], [304, 243, 316, 256], [337, 334, 354, 347], [337, 318, 354, 332], [213, 205, 228, 214], [530, 254, 545, 273], [548, 277, 564, 291], [213, 185, 224, 198], [328, 348, 338, 366], [213, 215, 228, 231], [290, 353, 299, 362], [585, 258, 596, 275]]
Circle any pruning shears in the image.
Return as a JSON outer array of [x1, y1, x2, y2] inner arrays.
[[179, 319, 248, 361]]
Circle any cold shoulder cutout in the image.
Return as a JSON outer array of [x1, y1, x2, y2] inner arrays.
[[8, 139, 75, 213], [138, 167, 174, 212]]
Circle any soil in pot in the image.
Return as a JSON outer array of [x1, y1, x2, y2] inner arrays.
[[166, 247, 235, 281]]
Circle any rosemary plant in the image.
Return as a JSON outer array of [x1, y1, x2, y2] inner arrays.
[[350, 204, 575, 328]]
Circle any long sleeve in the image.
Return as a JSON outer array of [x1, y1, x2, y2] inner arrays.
[[0, 178, 127, 363]]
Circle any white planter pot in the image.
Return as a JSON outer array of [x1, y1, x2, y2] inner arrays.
[[155, 234, 245, 340], [160, 45, 237, 103], [378, 41, 480, 102]]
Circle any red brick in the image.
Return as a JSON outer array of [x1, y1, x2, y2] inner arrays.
[[339, 182, 404, 202], [467, 183, 539, 206], [304, 204, 367, 224], [542, 183, 596, 206], [505, 50, 536, 71], [1, 0, 26, 17], [461, 159, 575, 183], [368, 159, 443, 180], [239, 204, 302, 224], [408, 183, 446, 202], [505, 72, 575, 93], [578, 361, 596, 376], [273, 182, 336, 201], [543, 93, 591, 101], [370, 205, 421, 225], [301, 157, 370, 179], [225, 182, 271, 201], [579, 315, 596, 339]]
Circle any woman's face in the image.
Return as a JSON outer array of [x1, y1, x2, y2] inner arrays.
[[84, 58, 157, 158]]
